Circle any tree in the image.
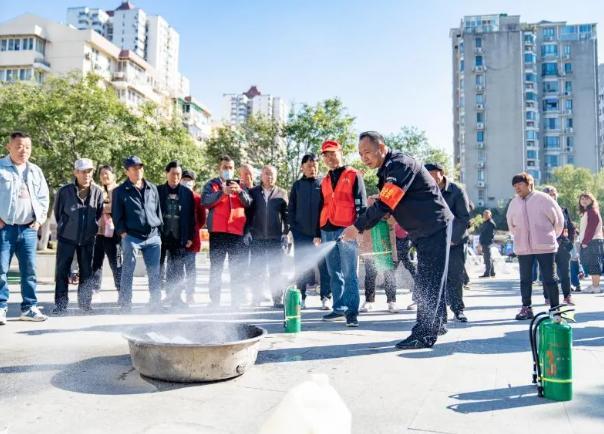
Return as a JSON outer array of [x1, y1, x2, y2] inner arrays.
[[549, 165, 598, 221], [385, 127, 452, 175]]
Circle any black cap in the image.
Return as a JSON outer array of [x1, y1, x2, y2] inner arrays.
[[301, 153, 318, 165], [123, 155, 144, 169], [424, 163, 444, 172], [182, 169, 196, 181]]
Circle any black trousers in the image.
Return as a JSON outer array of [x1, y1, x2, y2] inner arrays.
[[396, 237, 417, 279], [292, 231, 331, 300], [446, 243, 466, 313], [251, 238, 285, 302], [91, 234, 121, 292], [518, 253, 560, 308], [482, 243, 495, 276], [55, 241, 94, 309], [364, 257, 396, 303], [411, 227, 448, 343], [209, 232, 245, 304], [555, 247, 571, 298], [160, 242, 187, 300]]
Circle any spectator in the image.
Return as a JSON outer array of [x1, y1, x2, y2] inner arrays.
[[239, 164, 256, 190], [112, 156, 164, 312], [246, 165, 289, 307], [181, 170, 206, 304], [157, 160, 195, 308], [577, 192, 603, 294], [506, 172, 564, 320], [52, 158, 104, 314], [288, 153, 331, 309], [202, 155, 252, 308], [478, 210, 496, 278], [238, 164, 256, 301], [0, 131, 50, 324], [91, 165, 122, 298]]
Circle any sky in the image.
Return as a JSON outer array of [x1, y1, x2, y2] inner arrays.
[[1, 0, 603, 154]]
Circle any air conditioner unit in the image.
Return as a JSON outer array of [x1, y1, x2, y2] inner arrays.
[[477, 181, 486, 188], [475, 65, 485, 72], [477, 142, 485, 149], [476, 122, 485, 129], [477, 161, 485, 168], [476, 85, 485, 92], [474, 47, 483, 54], [477, 200, 485, 207], [476, 103, 484, 110]]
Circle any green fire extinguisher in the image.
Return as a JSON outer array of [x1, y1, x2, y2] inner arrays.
[[529, 305, 575, 401], [284, 286, 302, 333], [370, 220, 395, 271]]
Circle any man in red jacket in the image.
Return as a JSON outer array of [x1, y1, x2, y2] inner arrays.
[[202, 156, 252, 308], [181, 170, 206, 304]]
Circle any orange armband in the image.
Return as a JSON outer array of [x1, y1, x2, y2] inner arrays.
[[379, 182, 405, 210]]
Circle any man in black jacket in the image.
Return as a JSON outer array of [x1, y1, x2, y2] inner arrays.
[[246, 165, 289, 307], [157, 160, 194, 308], [112, 156, 164, 311], [543, 186, 575, 304], [426, 163, 471, 322], [479, 210, 496, 278], [288, 154, 331, 309], [52, 159, 104, 314], [343, 131, 453, 349]]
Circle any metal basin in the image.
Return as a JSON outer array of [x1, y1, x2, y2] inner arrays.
[[123, 322, 267, 383]]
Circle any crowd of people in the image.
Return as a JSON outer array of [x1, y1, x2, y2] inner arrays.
[[0, 130, 601, 350]]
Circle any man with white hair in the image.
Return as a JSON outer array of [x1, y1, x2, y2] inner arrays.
[[246, 165, 289, 307]]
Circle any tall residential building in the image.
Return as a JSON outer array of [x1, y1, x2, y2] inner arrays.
[[451, 14, 599, 207], [1, 14, 169, 110], [66, 2, 187, 97], [223, 86, 289, 124], [599, 64, 604, 162]]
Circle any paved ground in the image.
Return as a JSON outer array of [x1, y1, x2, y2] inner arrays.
[[1, 258, 603, 434]]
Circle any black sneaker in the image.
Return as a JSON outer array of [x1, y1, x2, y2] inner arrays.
[[51, 307, 67, 316], [345, 316, 359, 327], [454, 311, 468, 322], [438, 325, 448, 335], [119, 304, 132, 314], [515, 306, 534, 320], [395, 335, 434, 350], [478, 274, 490, 278], [322, 312, 345, 322]]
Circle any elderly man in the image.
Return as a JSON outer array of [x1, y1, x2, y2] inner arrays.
[[343, 131, 453, 349], [479, 210, 496, 278], [112, 156, 164, 312], [52, 159, 104, 314], [506, 173, 564, 320], [246, 165, 289, 307], [239, 164, 256, 190], [425, 162, 471, 322], [0, 132, 50, 324]]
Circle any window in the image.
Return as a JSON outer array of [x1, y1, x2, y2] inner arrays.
[[475, 55, 483, 67], [35, 38, 45, 54], [563, 45, 571, 56], [543, 27, 556, 39], [542, 63, 558, 76], [8, 39, 14, 50], [478, 170, 485, 181], [579, 24, 592, 33], [567, 136, 574, 149], [525, 72, 537, 82], [564, 63, 572, 73], [524, 53, 536, 64], [524, 33, 535, 43], [460, 59, 464, 72], [527, 161, 536, 167], [526, 111, 537, 120], [0, 40, 6, 51], [526, 91, 537, 101], [478, 190, 486, 200], [546, 155, 559, 168], [475, 37, 482, 48], [545, 118, 560, 130], [476, 94, 484, 104], [565, 81, 572, 93], [543, 98, 559, 111], [526, 130, 537, 140], [567, 118, 573, 128], [527, 150, 537, 159], [477, 131, 484, 142], [544, 136, 560, 149], [14, 38, 20, 51], [477, 112, 484, 122], [475, 74, 484, 85], [527, 140, 536, 147], [543, 81, 559, 93], [565, 99, 573, 110], [541, 44, 558, 56], [567, 155, 575, 164]]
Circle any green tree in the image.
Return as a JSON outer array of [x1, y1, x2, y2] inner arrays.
[[549, 165, 597, 221], [385, 126, 452, 175]]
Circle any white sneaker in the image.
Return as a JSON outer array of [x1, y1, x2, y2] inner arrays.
[[406, 302, 417, 311], [0, 307, 7, 325], [587, 286, 603, 294], [92, 290, 102, 303], [301, 300, 306, 309], [19, 306, 47, 322], [387, 302, 399, 313], [360, 302, 373, 312], [321, 298, 330, 310]]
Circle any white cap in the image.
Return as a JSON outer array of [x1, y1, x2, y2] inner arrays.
[[74, 158, 94, 171]]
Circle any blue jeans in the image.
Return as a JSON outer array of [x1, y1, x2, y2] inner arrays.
[[120, 234, 161, 306], [321, 228, 359, 317], [0, 224, 39, 311]]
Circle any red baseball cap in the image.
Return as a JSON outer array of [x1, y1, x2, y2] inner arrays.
[[321, 140, 341, 153]]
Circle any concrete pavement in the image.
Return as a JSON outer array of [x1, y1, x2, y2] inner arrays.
[[1, 259, 603, 434]]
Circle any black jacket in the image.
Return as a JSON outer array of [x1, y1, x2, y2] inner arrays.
[[288, 176, 322, 237], [558, 206, 575, 250], [479, 219, 496, 246], [354, 150, 453, 240], [246, 185, 288, 240], [112, 179, 163, 239], [54, 180, 104, 246], [157, 183, 195, 247], [440, 177, 471, 245]]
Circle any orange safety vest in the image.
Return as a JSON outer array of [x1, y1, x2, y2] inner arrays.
[[208, 181, 247, 235], [320, 167, 358, 227]]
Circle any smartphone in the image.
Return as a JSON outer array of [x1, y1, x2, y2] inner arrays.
[[227, 179, 241, 186]]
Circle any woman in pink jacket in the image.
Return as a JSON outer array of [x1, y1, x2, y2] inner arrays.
[[506, 172, 564, 320]]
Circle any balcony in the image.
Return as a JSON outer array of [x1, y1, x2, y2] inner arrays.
[[477, 181, 486, 188], [112, 71, 125, 80], [476, 103, 484, 111], [476, 122, 485, 130], [476, 84, 485, 92], [33, 57, 51, 71], [476, 161, 486, 168], [477, 142, 485, 149]]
